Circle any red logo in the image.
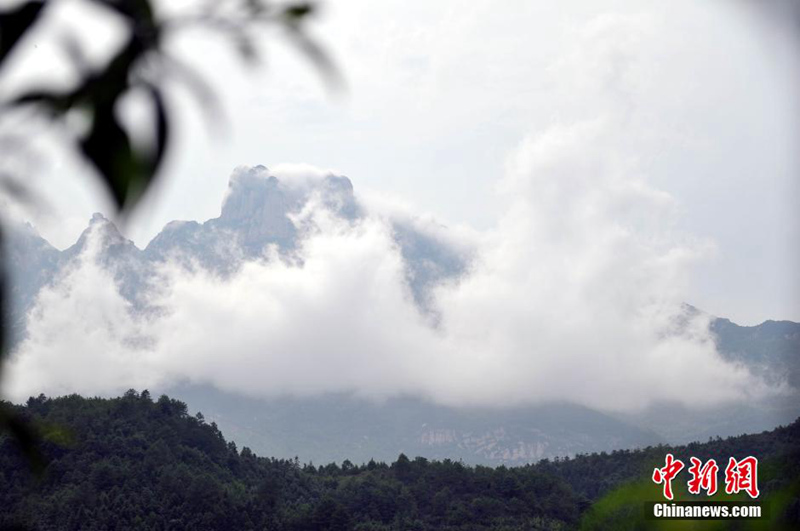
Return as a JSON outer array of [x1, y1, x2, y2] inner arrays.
[[652, 453, 684, 500], [687, 457, 719, 496], [653, 455, 759, 500], [724, 456, 760, 499]]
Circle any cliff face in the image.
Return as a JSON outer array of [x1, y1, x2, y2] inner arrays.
[[216, 166, 300, 253], [145, 166, 306, 268]]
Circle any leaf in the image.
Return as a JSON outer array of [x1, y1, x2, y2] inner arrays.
[[0, 0, 45, 69], [277, 3, 342, 91], [144, 83, 169, 178], [78, 85, 170, 210], [11, 88, 74, 114], [283, 28, 344, 92], [93, 0, 156, 29], [162, 55, 226, 133], [80, 103, 142, 209], [283, 3, 315, 21]]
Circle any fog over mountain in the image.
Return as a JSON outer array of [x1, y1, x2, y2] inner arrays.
[[0, 1, 796, 468], [3, 156, 795, 414]]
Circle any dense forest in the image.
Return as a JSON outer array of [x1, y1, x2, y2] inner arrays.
[[1, 391, 798, 530]]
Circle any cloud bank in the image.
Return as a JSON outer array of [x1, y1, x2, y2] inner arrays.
[[4, 120, 769, 412], [2, 12, 779, 412]]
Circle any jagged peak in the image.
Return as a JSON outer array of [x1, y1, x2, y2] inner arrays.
[[86, 212, 121, 235], [220, 166, 282, 221], [219, 165, 358, 223], [66, 212, 136, 255]]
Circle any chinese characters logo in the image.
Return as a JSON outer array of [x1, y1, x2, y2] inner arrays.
[[652, 455, 759, 500]]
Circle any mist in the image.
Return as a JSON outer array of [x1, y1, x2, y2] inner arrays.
[[2, 6, 790, 413], [4, 140, 772, 412]]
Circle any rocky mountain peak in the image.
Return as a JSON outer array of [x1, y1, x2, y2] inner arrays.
[[71, 212, 133, 252], [220, 166, 284, 223], [213, 166, 297, 253], [211, 165, 360, 254], [318, 173, 359, 220], [219, 165, 358, 223]]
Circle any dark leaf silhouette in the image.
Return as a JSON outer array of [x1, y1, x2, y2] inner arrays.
[[281, 3, 343, 91], [284, 2, 315, 21], [0, 0, 337, 472], [147, 84, 169, 177], [161, 55, 226, 132], [4, 0, 335, 210], [0, 1, 44, 68], [80, 104, 141, 208]]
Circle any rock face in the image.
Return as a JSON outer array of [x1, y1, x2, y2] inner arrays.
[[145, 166, 362, 270], [216, 167, 300, 253]]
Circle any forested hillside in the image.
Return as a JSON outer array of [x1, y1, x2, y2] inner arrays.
[[1, 392, 798, 530]]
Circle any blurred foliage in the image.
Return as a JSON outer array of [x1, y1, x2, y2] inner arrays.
[[0, 0, 336, 211], [0, 0, 336, 470]]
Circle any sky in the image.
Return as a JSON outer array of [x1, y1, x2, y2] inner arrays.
[[1, 0, 799, 327]]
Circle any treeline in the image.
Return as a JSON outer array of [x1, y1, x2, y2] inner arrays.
[[538, 419, 800, 501], [0, 391, 798, 530], [0, 391, 582, 530]]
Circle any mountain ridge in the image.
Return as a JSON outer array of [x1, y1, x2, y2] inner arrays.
[[2, 165, 798, 465]]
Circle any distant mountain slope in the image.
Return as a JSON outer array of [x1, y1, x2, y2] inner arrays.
[[541, 415, 800, 502], [711, 317, 800, 388], [1, 392, 798, 530], [169, 385, 662, 466], [617, 307, 800, 445]]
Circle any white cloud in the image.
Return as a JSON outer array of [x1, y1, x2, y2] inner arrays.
[[2, 5, 787, 411], [3, 120, 770, 411], [4, 0, 797, 324], [5, 226, 163, 397]]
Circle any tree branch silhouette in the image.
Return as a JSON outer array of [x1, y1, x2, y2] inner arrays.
[[0, 0, 337, 469]]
